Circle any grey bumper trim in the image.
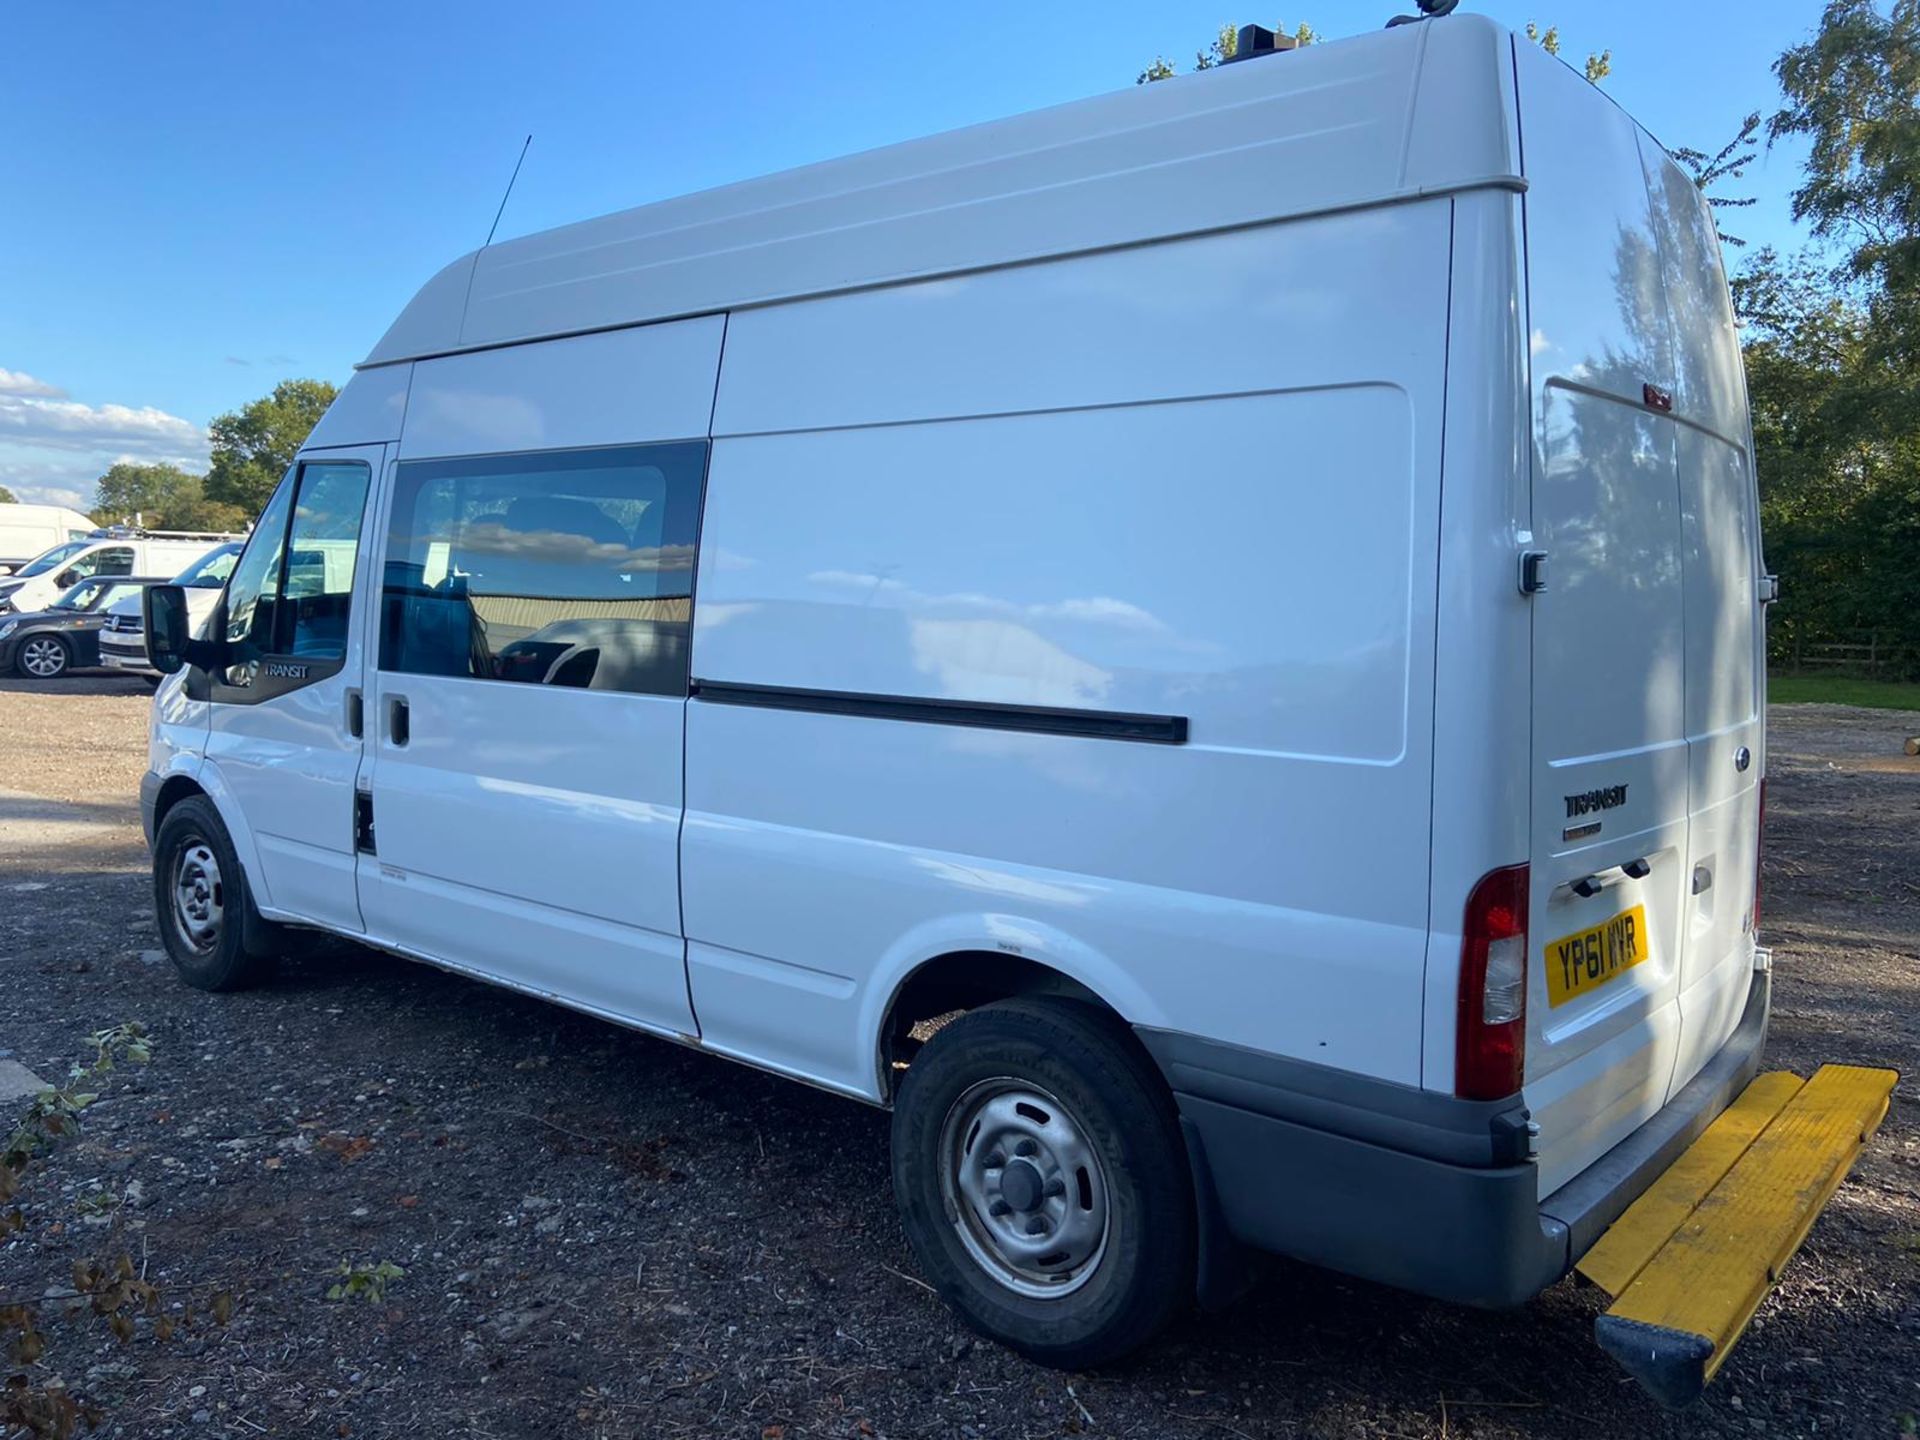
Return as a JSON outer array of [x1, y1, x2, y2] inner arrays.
[[1138, 969, 1772, 1309]]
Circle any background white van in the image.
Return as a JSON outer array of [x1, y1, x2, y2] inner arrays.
[[0, 503, 95, 574], [0, 529, 242, 617], [135, 13, 1790, 1395]]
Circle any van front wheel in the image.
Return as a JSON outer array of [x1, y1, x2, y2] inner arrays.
[[152, 796, 277, 991], [890, 997, 1195, 1368]]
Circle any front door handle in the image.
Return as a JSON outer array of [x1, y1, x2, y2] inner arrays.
[[345, 688, 363, 738], [387, 695, 410, 747]]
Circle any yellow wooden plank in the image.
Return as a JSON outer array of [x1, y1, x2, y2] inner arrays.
[[1604, 1064, 1897, 1384], [1579, 1071, 1806, 1297]]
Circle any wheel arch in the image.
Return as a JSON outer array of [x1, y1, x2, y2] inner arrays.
[[874, 940, 1164, 1103], [153, 759, 271, 911]]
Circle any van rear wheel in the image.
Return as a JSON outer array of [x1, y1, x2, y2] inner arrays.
[[152, 796, 278, 991], [890, 997, 1195, 1367]]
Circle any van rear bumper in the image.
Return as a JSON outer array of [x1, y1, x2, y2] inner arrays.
[[1136, 968, 1771, 1308]]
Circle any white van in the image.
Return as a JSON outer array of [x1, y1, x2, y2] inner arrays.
[[0, 528, 241, 617], [0, 503, 95, 574], [138, 14, 1807, 1396]]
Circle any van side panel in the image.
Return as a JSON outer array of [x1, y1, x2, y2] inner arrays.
[[686, 208, 1449, 1099], [306, 364, 413, 450]]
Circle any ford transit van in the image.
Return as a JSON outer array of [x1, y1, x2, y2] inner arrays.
[[136, 14, 1865, 1398]]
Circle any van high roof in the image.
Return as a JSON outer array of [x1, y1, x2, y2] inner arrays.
[[364, 13, 1522, 368]]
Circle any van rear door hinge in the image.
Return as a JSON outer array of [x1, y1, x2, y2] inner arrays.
[[1759, 573, 1780, 605], [1519, 550, 1550, 595]]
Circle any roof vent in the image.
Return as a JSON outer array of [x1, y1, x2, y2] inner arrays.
[[1388, 0, 1460, 26], [1221, 24, 1300, 62]]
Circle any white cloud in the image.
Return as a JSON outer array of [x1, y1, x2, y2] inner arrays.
[[0, 394, 207, 460], [0, 368, 65, 399], [0, 365, 209, 510], [1530, 328, 1552, 357]]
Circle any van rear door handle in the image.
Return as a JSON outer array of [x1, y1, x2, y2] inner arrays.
[[1570, 856, 1651, 898]]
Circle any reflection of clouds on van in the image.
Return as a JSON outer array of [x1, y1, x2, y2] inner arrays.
[[909, 618, 1112, 709]]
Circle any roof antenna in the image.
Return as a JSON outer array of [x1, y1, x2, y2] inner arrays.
[[485, 134, 533, 248], [1388, 0, 1458, 26]]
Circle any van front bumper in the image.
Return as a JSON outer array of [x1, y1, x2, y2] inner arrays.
[[1135, 968, 1771, 1309]]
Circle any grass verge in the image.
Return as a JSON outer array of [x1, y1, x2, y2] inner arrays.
[[1769, 675, 1920, 711]]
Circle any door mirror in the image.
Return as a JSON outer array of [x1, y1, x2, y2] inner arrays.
[[144, 585, 199, 674], [56, 567, 79, 588]]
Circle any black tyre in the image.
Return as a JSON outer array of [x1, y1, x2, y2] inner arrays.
[[152, 795, 278, 991], [15, 633, 70, 679], [891, 997, 1195, 1368]]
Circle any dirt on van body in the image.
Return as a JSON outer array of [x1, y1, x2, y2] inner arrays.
[[0, 676, 1915, 1439]]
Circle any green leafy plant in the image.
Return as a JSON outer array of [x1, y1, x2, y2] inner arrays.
[[326, 1260, 405, 1304]]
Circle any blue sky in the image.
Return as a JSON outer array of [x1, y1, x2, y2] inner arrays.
[[2, 1, 1826, 510]]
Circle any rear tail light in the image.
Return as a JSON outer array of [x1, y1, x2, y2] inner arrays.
[[1456, 863, 1530, 1101], [1752, 778, 1766, 937]]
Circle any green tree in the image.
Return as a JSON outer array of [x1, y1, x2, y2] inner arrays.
[[1526, 20, 1611, 83], [204, 378, 338, 517], [90, 462, 242, 532], [0, 485, 16, 503], [1737, 247, 1920, 668], [1138, 19, 1315, 85], [1770, 0, 1920, 403], [1757, 1, 1920, 674]]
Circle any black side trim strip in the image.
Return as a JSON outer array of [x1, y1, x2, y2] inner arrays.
[[689, 679, 1188, 745]]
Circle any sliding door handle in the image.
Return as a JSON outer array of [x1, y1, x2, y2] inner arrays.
[[386, 695, 410, 747]]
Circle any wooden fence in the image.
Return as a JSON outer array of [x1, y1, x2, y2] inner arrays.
[[1784, 631, 1920, 679]]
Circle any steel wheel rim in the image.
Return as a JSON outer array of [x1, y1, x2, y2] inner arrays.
[[171, 840, 224, 955], [937, 1077, 1110, 1299], [20, 637, 64, 677]]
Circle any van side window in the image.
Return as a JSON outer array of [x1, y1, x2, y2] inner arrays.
[[68, 546, 134, 582], [223, 461, 372, 664], [379, 442, 705, 696]]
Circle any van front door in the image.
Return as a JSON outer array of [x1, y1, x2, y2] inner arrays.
[[203, 448, 380, 933], [354, 441, 706, 1038]]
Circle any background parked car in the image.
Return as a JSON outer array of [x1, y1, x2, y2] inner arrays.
[[0, 575, 167, 678], [98, 541, 243, 677]]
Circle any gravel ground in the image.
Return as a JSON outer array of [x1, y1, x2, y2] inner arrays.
[[0, 678, 1915, 1439]]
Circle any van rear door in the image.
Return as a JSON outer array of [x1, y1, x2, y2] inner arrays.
[[1641, 147, 1767, 1095], [1515, 42, 1691, 1194]]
